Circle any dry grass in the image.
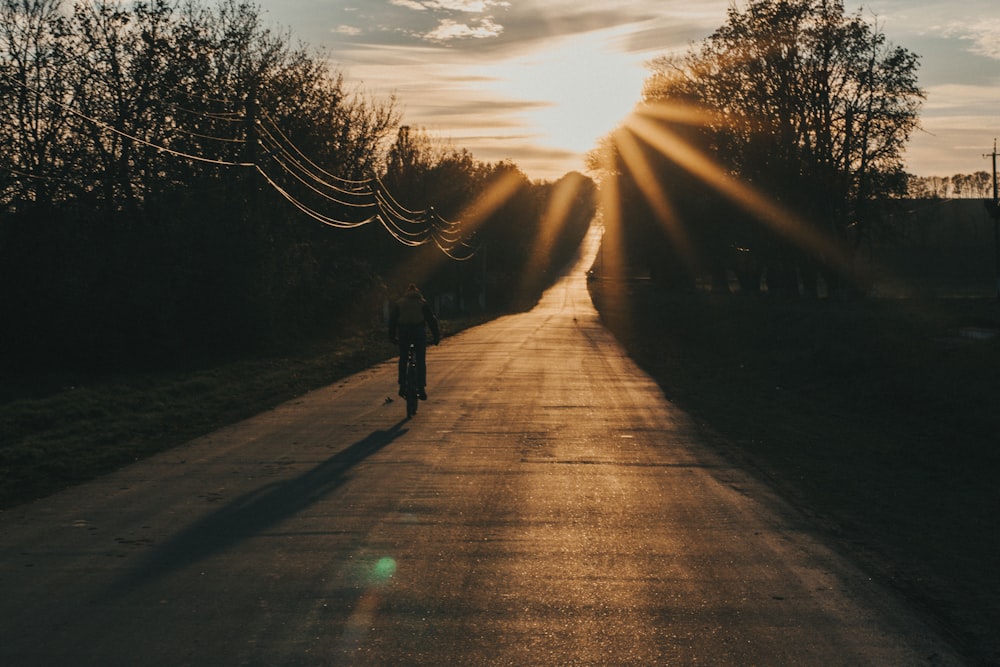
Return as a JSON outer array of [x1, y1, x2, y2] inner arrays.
[[0, 316, 488, 510]]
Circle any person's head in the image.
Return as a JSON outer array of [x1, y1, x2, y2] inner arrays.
[[403, 283, 423, 299]]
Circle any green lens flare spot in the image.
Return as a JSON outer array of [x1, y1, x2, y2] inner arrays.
[[371, 557, 397, 583]]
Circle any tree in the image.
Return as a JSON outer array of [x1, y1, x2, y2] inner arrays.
[[629, 0, 923, 295], [0, 0, 76, 209], [0, 0, 588, 372], [0, 0, 407, 368], [907, 171, 995, 199]]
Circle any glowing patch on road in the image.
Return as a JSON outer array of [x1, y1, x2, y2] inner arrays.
[[371, 557, 397, 584]]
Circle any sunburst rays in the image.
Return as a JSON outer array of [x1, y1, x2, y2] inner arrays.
[[595, 99, 857, 294], [517, 171, 590, 297], [384, 167, 526, 294]]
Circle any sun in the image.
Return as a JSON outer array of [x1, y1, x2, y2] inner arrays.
[[479, 26, 651, 157]]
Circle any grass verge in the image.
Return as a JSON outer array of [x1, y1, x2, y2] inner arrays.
[[591, 282, 1000, 665], [0, 316, 488, 510]]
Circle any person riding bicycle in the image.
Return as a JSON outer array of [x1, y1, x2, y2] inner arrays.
[[388, 283, 440, 400]]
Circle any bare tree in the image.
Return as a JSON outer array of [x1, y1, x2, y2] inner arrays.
[[0, 0, 77, 209]]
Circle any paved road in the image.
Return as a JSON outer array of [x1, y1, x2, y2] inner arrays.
[[1, 228, 963, 666]]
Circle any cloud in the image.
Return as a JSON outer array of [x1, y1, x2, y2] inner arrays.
[[948, 19, 1000, 60], [615, 18, 715, 55], [861, 1, 1000, 60], [383, 0, 509, 44], [388, 0, 428, 9], [423, 17, 503, 41], [322, 2, 719, 61], [411, 98, 551, 123], [333, 25, 362, 36], [425, 0, 501, 11], [391, 0, 507, 12]]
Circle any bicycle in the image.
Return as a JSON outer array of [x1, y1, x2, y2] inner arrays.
[[401, 341, 420, 418]]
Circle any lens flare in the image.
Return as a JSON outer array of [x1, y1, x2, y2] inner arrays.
[[371, 556, 397, 584]]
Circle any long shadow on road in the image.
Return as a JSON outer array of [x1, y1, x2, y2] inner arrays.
[[110, 420, 409, 595]]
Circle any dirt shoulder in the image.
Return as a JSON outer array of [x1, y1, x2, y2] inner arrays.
[[590, 282, 1000, 666]]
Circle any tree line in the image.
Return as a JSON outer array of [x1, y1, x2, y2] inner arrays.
[[907, 172, 997, 200], [0, 0, 595, 373], [591, 0, 924, 297]]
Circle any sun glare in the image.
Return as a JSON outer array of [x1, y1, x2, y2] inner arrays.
[[518, 172, 589, 297], [595, 143, 631, 317], [455, 167, 526, 228], [612, 125, 701, 275], [385, 167, 526, 290], [620, 107, 853, 273], [477, 27, 650, 157]]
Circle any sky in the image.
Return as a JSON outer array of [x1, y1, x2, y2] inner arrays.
[[255, 0, 1000, 182]]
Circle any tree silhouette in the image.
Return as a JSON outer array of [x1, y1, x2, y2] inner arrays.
[[0, 0, 594, 373], [610, 0, 923, 296]]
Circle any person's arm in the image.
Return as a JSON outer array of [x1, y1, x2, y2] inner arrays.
[[388, 304, 399, 342], [423, 304, 440, 344]]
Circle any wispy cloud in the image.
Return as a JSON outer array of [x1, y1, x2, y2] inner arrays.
[[423, 17, 504, 41], [389, 0, 429, 10], [391, 0, 507, 11], [383, 0, 510, 43], [923, 83, 1000, 113], [944, 19, 1000, 60]]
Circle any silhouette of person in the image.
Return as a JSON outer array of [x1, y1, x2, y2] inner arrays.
[[388, 284, 440, 399]]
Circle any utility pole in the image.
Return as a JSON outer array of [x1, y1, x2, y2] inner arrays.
[[985, 139, 1000, 299], [244, 82, 259, 209]]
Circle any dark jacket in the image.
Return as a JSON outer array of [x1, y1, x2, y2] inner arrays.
[[389, 290, 440, 344]]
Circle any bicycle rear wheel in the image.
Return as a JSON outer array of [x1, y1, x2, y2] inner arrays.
[[405, 349, 419, 417]]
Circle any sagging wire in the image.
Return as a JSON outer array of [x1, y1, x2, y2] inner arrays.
[[257, 127, 432, 237], [374, 175, 426, 219], [3, 71, 479, 258], [257, 121, 374, 199], [257, 120, 470, 249], [1, 73, 255, 168], [259, 112, 478, 257], [254, 164, 376, 230], [427, 207, 480, 261], [0, 163, 78, 185], [373, 190, 427, 233], [260, 110, 371, 190], [258, 134, 377, 211]]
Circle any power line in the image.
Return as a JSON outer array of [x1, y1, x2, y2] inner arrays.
[[259, 111, 371, 189], [254, 107, 479, 257], [2, 73, 256, 168], [2, 71, 479, 258], [253, 165, 377, 230], [257, 124, 374, 201]]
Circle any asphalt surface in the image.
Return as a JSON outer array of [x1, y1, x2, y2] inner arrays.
[[0, 228, 965, 665]]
